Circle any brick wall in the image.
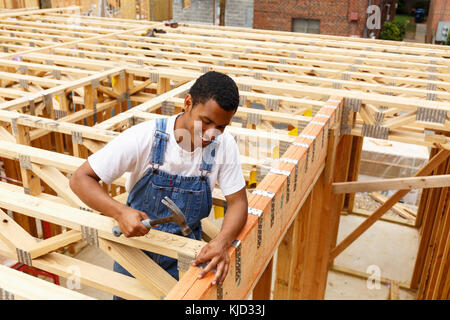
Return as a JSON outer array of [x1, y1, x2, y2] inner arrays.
[[426, 0, 450, 43], [254, 0, 398, 38]]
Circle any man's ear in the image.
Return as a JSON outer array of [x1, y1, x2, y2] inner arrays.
[[184, 94, 193, 113]]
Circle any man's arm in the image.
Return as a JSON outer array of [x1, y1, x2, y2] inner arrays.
[[69, 161, 149, 237], [192, 186, 248, 285]]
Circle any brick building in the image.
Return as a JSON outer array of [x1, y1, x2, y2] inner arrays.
[[172, 0, 254, 27], [254, 0, 398, 38], [426, 0, 450, 43]]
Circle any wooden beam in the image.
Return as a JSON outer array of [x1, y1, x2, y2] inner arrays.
[[333, 174, 450, 194], [0, 264, 95, 300], [0, 182, 205, 260], [98, 238, 177, 298]]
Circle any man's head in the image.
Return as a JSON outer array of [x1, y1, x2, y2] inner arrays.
[[181, 71, 239, 149]]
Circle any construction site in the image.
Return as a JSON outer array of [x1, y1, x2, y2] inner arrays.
[[0, 2, 449, 301]]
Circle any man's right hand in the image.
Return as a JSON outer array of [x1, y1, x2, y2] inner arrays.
[[114, 206, 150, 238]]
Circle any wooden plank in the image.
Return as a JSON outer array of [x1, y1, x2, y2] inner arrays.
[[0, 182, 205, 260], [0, 264, 95, 300], [333, 174, 450, 194], [98, 238, 177, 298], [0, 208, 36, 252]]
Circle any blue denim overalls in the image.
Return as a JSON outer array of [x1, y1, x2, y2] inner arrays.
[[113, 117, 218, 286]]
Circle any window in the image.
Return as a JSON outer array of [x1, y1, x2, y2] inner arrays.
[[292, 18, 320, 34]]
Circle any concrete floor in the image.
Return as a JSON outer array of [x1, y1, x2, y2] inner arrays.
[[63, 211, 419, 300], [325, 214, 418, 300]]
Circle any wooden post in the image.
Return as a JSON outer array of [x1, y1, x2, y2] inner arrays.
[[13, 124, 40, 237], [345, 135, 363, 213], [252, 258, 273, 300]]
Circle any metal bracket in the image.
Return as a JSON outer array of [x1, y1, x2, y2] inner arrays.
[[161, 101, 175, 115], [269, 168, 290, 176], [71, 131, 83, 145], [217, 284, 223, 300], [19, 79, 28, 89], [267, 99, 280, 111], [416, 108, 446, 124], [299, 133, 316, 140], [16, 248, 32, 266], [343, 98, 362, 112], [247, 113, 262, 125], [361, 124, 389, 140], [177, 252, 195, 274], [54, 109, 67, 120], [150, 72, 159, 83], [81, 225, 99, 247], [332, 82, 342, 89], [10, 118, 18, 136], [253, 72, 262, 80], [91, 79, 99, 89], [201, 66, 209, 74], [18, 65, 28, 74], [239, 95, 247, 106], [231, 240, 242, 283], [43, 94, 52, 115], [18, 155, 32, 170], [252, 190, 275, 227], [238, 84, 251, 92], [53, 69, 61, 80], [280, 158, 298, 192], [0, 288, 14, 300], [248, 207, 263, 249]]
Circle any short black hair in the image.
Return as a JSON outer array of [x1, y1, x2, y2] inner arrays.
[[189, 71, 239, 112]]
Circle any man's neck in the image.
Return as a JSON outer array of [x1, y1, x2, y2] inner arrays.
[[174, 113, 195, 152]]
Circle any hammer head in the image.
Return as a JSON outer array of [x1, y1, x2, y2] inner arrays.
[[161, 196, 192, 236]]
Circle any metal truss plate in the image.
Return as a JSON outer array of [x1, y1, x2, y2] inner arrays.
[[81, 225, 98, 247], [361, 124, 389, 140], [416, 108, 446, 124], [231, 240, 242, 283], [0, 288, 14, 300], [16, 248, 32, 266], [177, 252, 195, 274], [343, 97, 362, 112]]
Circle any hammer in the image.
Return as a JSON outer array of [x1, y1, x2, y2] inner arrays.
[[112, 196, 192, 237]]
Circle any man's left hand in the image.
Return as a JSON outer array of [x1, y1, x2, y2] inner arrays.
[[192, 237, 231, 285]]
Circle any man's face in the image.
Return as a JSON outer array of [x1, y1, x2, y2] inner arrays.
[[183, 94, 235, 149]]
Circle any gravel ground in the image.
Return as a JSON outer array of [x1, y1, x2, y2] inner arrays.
[[354, 192, 418, 221]]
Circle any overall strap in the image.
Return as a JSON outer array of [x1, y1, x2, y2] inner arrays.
[[150, 118, 169, 168], [200, 139, 220, 177]]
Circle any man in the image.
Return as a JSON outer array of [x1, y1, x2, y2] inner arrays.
[[70, 71, 248, 294]]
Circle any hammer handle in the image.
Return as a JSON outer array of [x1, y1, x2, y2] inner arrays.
[[112, 219, 152, 237]]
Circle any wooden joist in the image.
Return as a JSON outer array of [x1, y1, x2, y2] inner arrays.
[[332, 174, 450, 194]]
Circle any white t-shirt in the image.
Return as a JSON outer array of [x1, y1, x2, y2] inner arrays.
[[88, 114, 245, 197]]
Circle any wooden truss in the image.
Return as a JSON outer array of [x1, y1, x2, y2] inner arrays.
[[0, 7, 449, 300]]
